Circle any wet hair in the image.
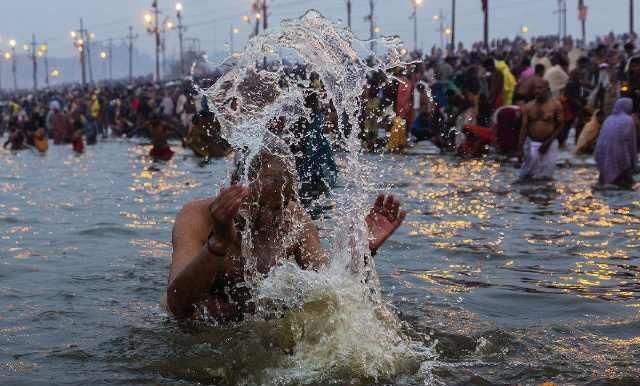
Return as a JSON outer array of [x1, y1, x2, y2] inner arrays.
[[232, 134, 297, 186], [550, 53, 568, 67]]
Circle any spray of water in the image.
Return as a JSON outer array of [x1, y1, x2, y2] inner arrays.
[[194, 10, 435, 384]]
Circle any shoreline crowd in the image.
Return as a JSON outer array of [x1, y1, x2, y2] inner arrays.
[[1, 31, 638, 190]]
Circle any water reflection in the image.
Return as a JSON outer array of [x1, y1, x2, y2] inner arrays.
[[0, 141, 638, 384]]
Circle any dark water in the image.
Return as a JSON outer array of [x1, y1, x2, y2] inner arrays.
[[1, 139, 639, 386]]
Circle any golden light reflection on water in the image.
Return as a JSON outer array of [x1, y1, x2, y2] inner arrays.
[[402, 158, 503, 256], [129, 238, 171, 258], [392, 157, 640, 306]]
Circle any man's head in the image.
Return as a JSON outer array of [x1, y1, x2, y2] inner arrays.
[[534, 64, 546, 77], [533, 78, 551, 102], [245, 148, 297, 210]]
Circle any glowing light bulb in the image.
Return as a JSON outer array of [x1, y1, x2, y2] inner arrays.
[[175, 2, 183, 12]]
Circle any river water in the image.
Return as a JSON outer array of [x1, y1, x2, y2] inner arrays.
[[1, 139, 639, 386]]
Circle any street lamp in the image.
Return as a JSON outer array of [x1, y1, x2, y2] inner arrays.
[[100, 51, 108, 59], [38, 43, 49, 88], [175, 2, 186, 76], [432, 10, 446, 50], [50, 69, 60, 78], [521, 25, 529, 34], [410, 0, 424, 53], [4, 52, 11, 60], [144, 1, 161, 82], [242, 15, 250, 23], [373, 26, 381, 33], [8, 39, 17, 90], [70, 31, 77, 39]]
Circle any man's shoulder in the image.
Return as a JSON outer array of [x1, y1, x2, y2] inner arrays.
[[172, 198, 214, 246], [175, 198, 214, 228]]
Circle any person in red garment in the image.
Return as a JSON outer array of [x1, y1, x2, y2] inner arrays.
[[71, 128, 84, 154], [165, 148, 407, 322], [148, 114, 175, 161], [457, 124, 496, 158]]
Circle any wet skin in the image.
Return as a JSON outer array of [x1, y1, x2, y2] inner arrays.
[[519, 79, 564, 155], [166, 157, 406, 321]]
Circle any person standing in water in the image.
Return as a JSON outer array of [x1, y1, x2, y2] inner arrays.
[[165, 145, 406, 322], [594, 98, 638, 189], [517, 78, 563, 181]]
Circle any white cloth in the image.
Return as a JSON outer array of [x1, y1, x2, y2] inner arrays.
[[543, 65, 569, 97], [532, 56, 552, 73], [413, 81, 429, 110], [519, 137, 559, 180]]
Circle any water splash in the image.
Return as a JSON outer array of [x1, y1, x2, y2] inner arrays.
[[195, 10, 434, 383]]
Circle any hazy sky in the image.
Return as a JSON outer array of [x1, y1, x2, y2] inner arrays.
[[0, 0, 636, 60]]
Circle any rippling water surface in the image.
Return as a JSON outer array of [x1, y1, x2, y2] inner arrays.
[[1, 139, 639, 385]]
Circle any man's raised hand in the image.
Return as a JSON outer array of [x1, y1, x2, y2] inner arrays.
[[365, 194, 407, 255], [208, 185, 248, 247]]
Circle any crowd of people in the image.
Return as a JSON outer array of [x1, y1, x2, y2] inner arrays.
[[365, 32, 639, 188], [0, 79, 230, 161], [1, 32, 638, 189]]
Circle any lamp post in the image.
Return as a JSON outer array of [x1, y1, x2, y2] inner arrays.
[[87, 31, 95, 83], [411, 0, 423, 53], [72, 23, 87, 87], [176, 2, 185, 77], [38, 43, 49, 88], [100, 51, 108, 81], [145, 0, 161, 83], [29, 34, 38, 91], [578, 0, 587, 47], [2, 52, 11, 91], [8, 39, 16, 90], [451, 0, 456, 52], [631, 0, 635, 35], [432, 12, 445, 51]]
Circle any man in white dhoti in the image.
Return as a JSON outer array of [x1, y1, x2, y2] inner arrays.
[[518, 78, 564, 181]]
